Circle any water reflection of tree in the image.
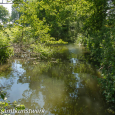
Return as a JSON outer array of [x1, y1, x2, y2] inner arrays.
[[0, 63, 14, 98], [16, 60, 109, 115]]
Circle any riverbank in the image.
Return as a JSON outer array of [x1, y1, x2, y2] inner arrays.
[[80, 44, 115, 114]]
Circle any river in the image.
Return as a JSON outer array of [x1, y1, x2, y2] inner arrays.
[[0, 44, 112, 115]]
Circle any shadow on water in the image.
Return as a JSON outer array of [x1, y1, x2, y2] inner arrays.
[[0, 44, 112, 115]]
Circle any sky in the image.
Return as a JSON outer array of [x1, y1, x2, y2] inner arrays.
[[0, 0, 12, 15]]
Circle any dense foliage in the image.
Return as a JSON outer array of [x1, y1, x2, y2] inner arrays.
[[0, 31, 13, 63], [75, 0, 115, 108], [11, 0, 77, 42], [0, 6, 13, 63]]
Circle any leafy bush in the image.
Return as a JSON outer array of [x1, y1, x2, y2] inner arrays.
[[0, 31, 13, 63]]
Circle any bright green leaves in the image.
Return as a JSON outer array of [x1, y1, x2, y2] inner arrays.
[[34, 0, 77, 42], [0, 30, 13, 63], [76, 0, 94, 17], [12, 0, 91, 43], [13, 1, 51, 43]]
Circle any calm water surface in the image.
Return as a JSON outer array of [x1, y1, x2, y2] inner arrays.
[[0, 44, 111, 115]]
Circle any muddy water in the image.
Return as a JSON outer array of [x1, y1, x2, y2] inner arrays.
[[0, 44, 111, 115]]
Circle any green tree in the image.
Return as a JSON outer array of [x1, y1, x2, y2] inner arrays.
[[13, 0, 77, 42], [0, 5, 9, 23], [36, 0, 76, 42]]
